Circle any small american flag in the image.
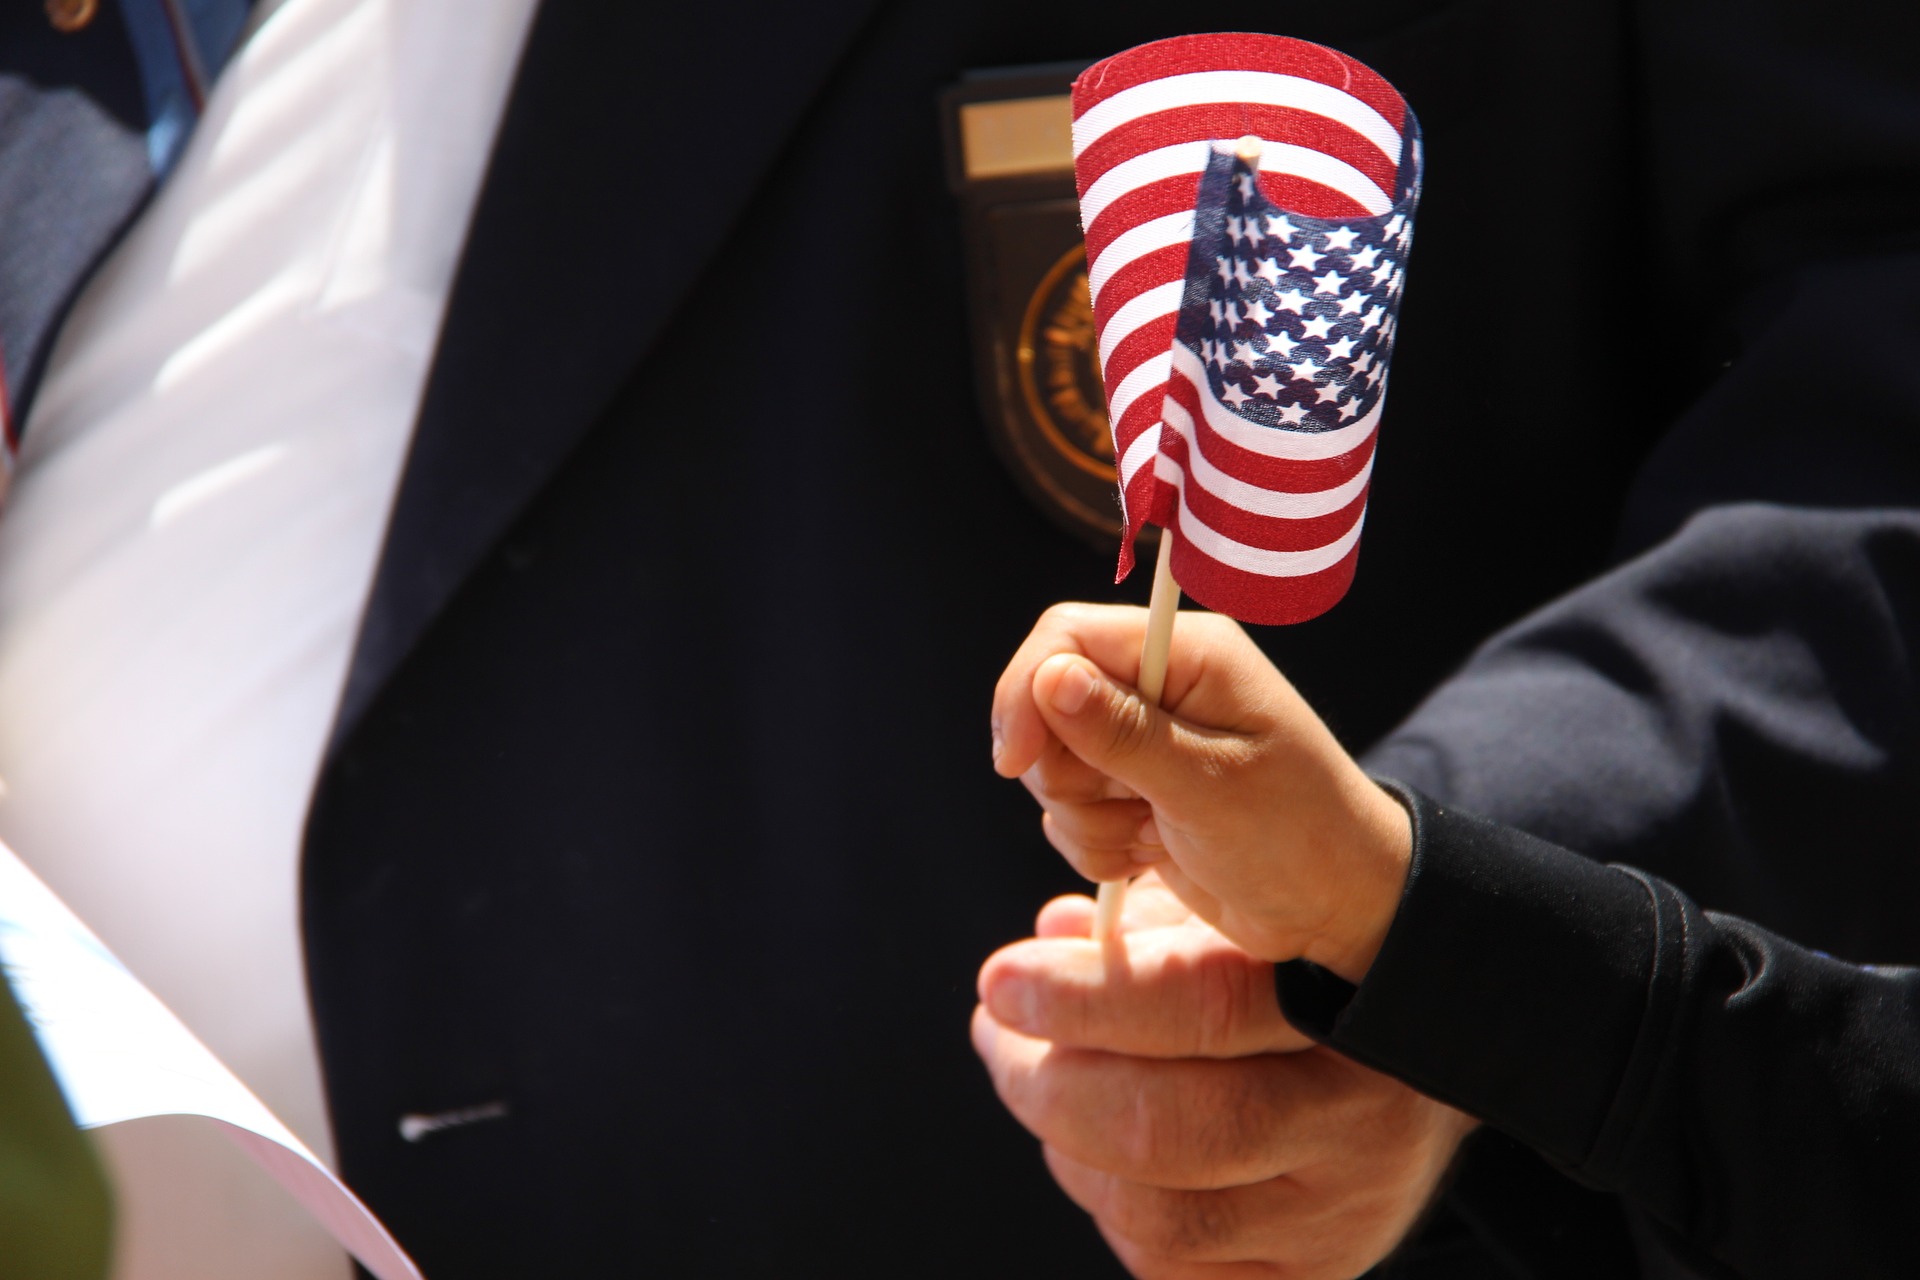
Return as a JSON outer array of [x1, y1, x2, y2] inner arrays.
[[1071, 33, 1422, 624]]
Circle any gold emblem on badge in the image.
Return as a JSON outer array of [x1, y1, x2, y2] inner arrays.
[[45, 0, 98, 33], [1018, 246, 1114, 483]]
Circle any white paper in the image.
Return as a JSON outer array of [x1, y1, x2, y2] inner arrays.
[[0, 840, 423, 1280]]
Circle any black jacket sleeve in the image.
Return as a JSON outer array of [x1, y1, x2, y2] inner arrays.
[[1324, 2, 1920, 1275], [1340, 247, 1920, 1278], [1351, 429, 1920, 1275], [1360, 0, 1920, 963], [1278, 786, 1920, 1279]]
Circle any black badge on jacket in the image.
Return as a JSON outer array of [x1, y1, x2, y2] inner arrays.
[[942, 62, 1150, 553]]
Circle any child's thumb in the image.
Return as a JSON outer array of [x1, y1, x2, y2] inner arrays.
[[1031, 653, 1193, 804]]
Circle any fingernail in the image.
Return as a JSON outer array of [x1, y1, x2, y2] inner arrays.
[[1135, 816, 1163, 847], [990, 720, 1004, 766], [1129, 846, 1166, 865], [1049, 661, 1096, 716], [986, 975, 1039, 1030]]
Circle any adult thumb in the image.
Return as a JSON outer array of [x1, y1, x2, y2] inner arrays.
[[1031, 653, 1189, 801]]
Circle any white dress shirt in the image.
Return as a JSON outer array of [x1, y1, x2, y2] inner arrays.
[[0, 0, 538, 1274]]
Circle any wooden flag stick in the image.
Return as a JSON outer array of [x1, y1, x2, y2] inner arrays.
[[1092, 530, 1180, 944]]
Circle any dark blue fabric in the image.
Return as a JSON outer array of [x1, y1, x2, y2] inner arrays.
[[295, 0, 1920, 1276], [1281, 782, 1920, 1277], [118, 0, 252, 174], [0, 5, 150, 443], [0, 0, 250, 441]]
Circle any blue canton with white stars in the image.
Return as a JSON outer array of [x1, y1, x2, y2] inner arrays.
[[1177, 149, 1413, 433]]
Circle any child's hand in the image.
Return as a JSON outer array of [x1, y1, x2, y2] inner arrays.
[[992, 604, 1411, 981]]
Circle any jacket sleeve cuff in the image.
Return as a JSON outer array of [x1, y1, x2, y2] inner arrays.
[[1275, 781, 1667, 1170]]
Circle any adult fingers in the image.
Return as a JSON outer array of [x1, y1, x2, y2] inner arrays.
[[979, 926, 1310, 1057], [971, 1011, 1346, 1188], [1117, 873, 1203, 929], [1035, 893, 1096, 938], [1055, 1148, 1419, 1280], [1044, 1146, 1306, 1269], [1032, 875, 1191, 938], [1093, 1220, 1288, 1280]]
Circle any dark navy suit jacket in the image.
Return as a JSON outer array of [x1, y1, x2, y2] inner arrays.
[[16, 0, 1920, 1275]]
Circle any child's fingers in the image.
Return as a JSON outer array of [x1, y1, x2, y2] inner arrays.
[[1041, 802, 1163, 882], [992, 604, 1154, 778], [1020, 736, 1137, 808]]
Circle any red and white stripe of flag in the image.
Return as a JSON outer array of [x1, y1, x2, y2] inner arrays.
[[1071, 33, 1413, 623]]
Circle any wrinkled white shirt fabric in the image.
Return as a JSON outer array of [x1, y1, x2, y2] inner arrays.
[[0, 0, 538, 1274]]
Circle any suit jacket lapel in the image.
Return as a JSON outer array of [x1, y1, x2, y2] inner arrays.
[[331, 0, 881, 743]]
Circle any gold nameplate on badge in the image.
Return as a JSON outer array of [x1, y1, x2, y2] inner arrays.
[[943, 68, 1141, 551], [956, 95, 1074, 180]]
